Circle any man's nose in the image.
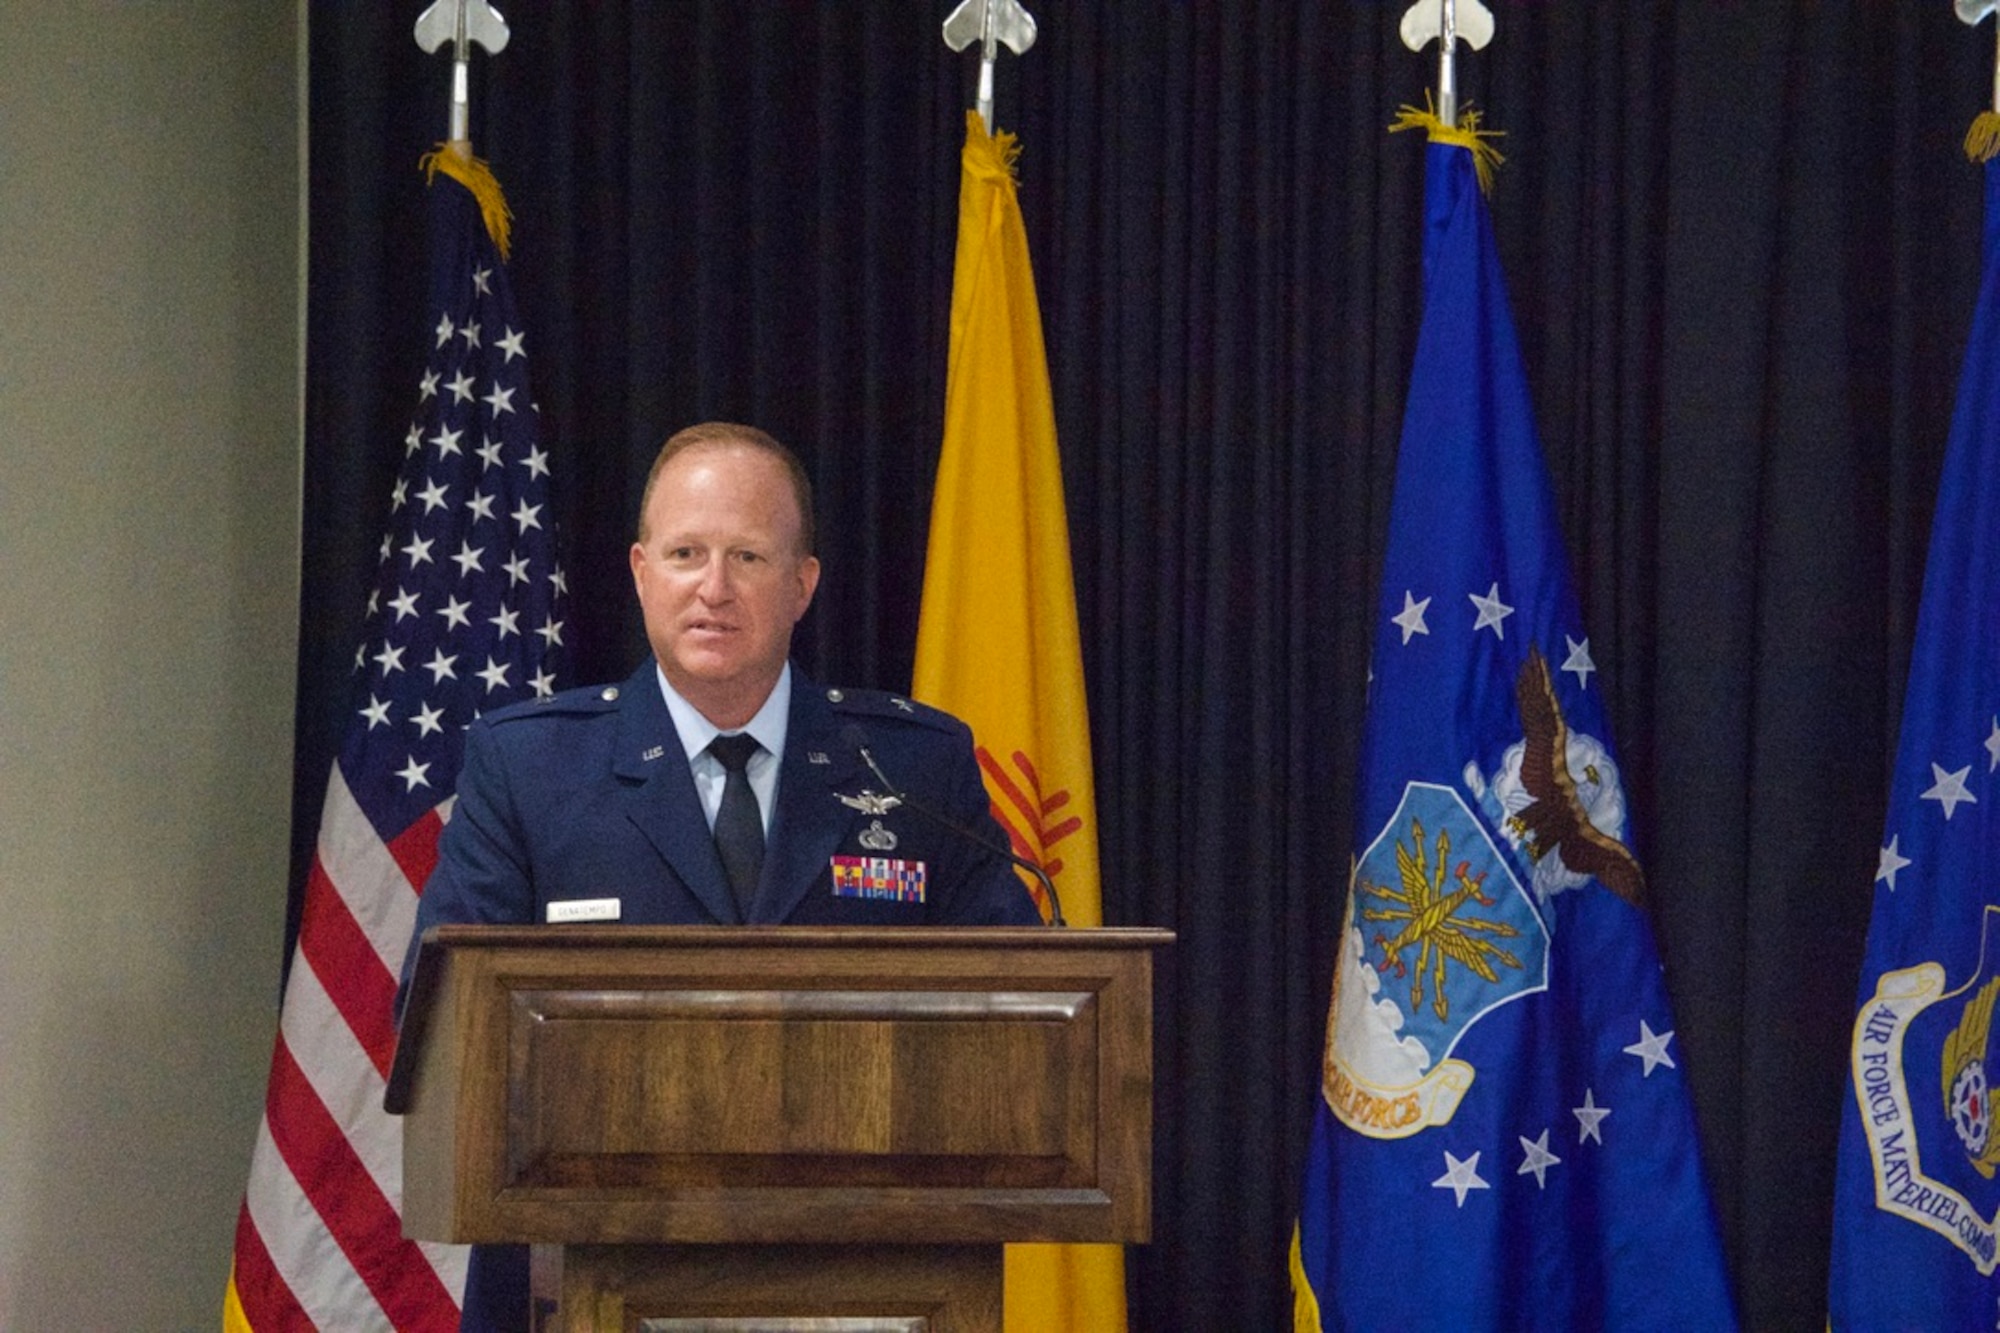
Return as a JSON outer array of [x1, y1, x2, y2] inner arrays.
[[696, 555, 734, 600]]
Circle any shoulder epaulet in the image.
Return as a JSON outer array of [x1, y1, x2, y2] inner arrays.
[[820, 685, 963, 733], [482, 681, 624, 726]]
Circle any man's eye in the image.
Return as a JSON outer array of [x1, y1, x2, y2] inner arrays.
[[667, 546, 698, 561]]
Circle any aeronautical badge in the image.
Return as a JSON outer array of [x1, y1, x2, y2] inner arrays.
[[1849, 904, 2000, 1273], [830, 855, 926, 904], [836, 789, 902, 816], [1323, 781, 1550, 1139], [857, 819, 898, 852]]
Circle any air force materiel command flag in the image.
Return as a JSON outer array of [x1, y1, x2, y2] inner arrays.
[[226, 151, 566, 1332], [1289, 118, 1735, 1331], [1828, 155, 2000, 1330]]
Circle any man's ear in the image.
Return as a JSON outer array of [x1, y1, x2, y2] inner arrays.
[[795, 555, 822, 617]]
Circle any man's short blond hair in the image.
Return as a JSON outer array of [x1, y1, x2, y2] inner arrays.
[[635, 421, 816, 555]]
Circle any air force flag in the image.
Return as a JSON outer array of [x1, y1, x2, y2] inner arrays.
[[1290, 116, 1735, 1332]]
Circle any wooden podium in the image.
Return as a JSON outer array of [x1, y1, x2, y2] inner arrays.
[[387, 925, 1170, 1332]]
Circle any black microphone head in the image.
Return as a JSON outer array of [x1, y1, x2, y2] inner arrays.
[[839, 723, 869, 752]]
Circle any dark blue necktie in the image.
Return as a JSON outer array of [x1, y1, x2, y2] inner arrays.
[[708, 732, 764, 919]]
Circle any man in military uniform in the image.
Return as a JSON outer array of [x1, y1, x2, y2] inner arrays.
[[402, 420, 1042, 1332]]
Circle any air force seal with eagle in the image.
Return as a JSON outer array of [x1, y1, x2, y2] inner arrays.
[[1324, 648, 1645, 1138]]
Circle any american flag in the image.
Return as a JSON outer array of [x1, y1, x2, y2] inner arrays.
[[226, 157, 565, 1331]]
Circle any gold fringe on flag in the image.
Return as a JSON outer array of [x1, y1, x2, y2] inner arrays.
[[1389, 98, 1505, 196], [420, 142, 515, 260], [1288, 1224, 1326, 1333], [1966, 111, 2000, 165]]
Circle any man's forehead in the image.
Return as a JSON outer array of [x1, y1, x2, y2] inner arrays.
[[648, 457, 802, 532]]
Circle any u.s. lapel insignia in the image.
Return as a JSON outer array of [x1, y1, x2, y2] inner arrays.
[[836, 789, 902, 816], [641, 745, 665, 762], [858, 818, 898, 852]]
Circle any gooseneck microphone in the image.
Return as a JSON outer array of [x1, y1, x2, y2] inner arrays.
[[840, 725, 1067, 927]]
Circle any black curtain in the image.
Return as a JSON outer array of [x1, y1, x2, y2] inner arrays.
[[300, 4, 1990, 1328]]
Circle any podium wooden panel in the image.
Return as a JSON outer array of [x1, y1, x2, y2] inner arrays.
[[388, 926, 1168, 1331]]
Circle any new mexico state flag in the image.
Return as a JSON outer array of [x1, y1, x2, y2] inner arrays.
[[912, 111, 1125, 1332]]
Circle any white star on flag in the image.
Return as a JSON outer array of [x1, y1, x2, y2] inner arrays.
[[1517, 1129, 1561, 1188], [1921, 762, 1977, 820], [1393, 590, 1432, 644], [1623, 1020, 1677, 1077], [423, 648, 458, 685], [411, 702, 446, 738], [1986, 717, 2000, 772], [437, 595, 472, 630], [1574, 1088, 1610, 1144], [1875, 836, 1912, 891], [1469, 581, 1514, 637], [1562, 635, 1596, 689], [1432, 1151, 1489, 1207]]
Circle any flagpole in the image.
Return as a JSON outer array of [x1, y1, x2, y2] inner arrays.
[[1399, 0, 1495, 126], [1438, 0, 1458, 127], [941, 0, 1037, 133], [413, 0, 512, 148]]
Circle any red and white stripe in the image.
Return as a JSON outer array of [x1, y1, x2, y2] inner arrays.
[[226, 764, 466, 1331]]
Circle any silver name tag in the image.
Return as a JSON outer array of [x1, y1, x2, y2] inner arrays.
[[546, 897, 621, 923]]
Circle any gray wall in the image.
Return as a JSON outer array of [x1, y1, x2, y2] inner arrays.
[[0, 4, 301, 1327]]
